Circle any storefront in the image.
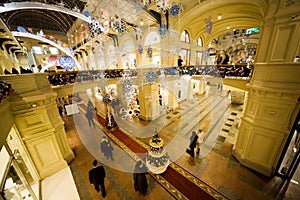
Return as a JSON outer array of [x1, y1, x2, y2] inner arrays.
[[1, 127, 40, 200]]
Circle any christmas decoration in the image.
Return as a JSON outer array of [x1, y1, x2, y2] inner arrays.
[[138, 44, 143, 55], [121, 77, 133, 100], [113, 16, 126, 33], [170, 2, 180, 17], [156, 0, 172, 14], [59, 55, 76, 70], [145, 70, 157, 83], [105, 112, 118, 130], [135, 27, 143, 41], [146, 46, 152, 58], [88, 17, 104, 37], [146, 132, 169, 174], [119, 107, 139, 121], [158, 24, 168, 36], [205, 16, 213, 34], [48, 55, 59, 66]]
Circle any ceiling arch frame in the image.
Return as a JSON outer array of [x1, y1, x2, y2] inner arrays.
[[6, 9, 72, 33], [11, 31, 82, 70]]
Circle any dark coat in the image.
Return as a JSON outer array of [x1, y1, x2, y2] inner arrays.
[[89, 166, 106, 186], [189, 132, 198, 149], [133, 163, 148, 195]]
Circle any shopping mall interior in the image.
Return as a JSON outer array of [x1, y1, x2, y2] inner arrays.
[[0, 0, 300, 199]]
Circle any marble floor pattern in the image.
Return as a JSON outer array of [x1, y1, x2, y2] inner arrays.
[[64, 88, 300, 200]]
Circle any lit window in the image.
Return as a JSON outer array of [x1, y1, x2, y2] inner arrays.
[[197, 37, 203, 47], [31, 46, 44, 54], [180, 30, 190, 43], [49, 47, 60, 55]]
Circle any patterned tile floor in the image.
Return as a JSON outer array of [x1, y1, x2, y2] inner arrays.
[[64, 86, 300, 200]]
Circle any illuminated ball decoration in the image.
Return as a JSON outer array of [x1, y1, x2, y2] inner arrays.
[[59, 56, 76, 70], [48, 55, 59, 66]]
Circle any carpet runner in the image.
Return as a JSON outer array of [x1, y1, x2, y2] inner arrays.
[[79, 103, 228, 200]]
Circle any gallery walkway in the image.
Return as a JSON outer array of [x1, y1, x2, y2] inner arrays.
[[63, 85, 299, 200]]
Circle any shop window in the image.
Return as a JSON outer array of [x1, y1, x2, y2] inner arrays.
[[1, 146, 39, 200]]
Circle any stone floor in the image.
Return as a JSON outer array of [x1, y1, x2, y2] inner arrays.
[[63, 86, 300, 200]]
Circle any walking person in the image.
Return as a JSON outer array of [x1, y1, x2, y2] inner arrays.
[[133, 160, 148, 196], [88, 160, 106, 198], [100, 136, 114, 160], [196, 129, 205, 156], [187, 131, 198, 157], [86, 110, 96, 128], [87, 99, 95, 111]]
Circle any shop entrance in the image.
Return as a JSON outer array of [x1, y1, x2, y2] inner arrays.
[[276, 111, 300, 182], [0, 145, 38, 200]]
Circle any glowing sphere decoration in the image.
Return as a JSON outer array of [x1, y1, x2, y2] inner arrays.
[[48, 55, 59, 66], [59, 55, 76, 70]]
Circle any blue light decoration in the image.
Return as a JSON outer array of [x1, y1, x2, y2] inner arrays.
[[170, 3, 180, 17], [205, 16, 213, 34], [17, 26, 26, 33], [147, 46, 152, 58], [158, 24, 168, 36], [121, 78, 133, 100], [59, 55, 76, 70], [138, 44, 143, 55], [145, 71, 157, 83], [83, 10, 90, 17]]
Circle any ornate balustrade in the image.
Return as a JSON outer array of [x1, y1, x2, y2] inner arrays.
[[46, 64, 254, 87]]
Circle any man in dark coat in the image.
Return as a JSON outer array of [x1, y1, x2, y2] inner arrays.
[[89, 160, 106, 198], [188, 131, 198, 157], [133, 160, 148, 196], [86, 110, 95, 128], [100, 136, 114, 160]]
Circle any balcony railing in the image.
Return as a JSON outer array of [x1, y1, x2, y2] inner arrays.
[[47, 64, 254, 86]]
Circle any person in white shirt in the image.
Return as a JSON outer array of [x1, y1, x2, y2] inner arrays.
[[196, 129, 205, 155]]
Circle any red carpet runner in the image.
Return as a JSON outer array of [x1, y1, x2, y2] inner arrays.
[[80, 104, 227, 200]]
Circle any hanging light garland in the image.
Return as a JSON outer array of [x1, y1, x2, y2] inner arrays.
[[205, 16, 213, 34]]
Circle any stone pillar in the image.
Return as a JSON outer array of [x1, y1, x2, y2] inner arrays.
[[138, 83, 160, 121], [167, 89, 178, 111], [233, 2, 300, 176], [192, 76, 207, 95], [0, 101, 14, 148], [2, 74, 74, 179]]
